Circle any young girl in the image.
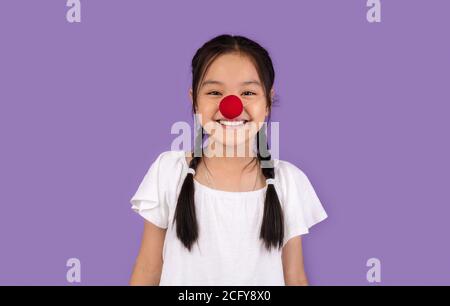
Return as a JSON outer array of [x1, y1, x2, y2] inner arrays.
[[129, 34, 327, 286]]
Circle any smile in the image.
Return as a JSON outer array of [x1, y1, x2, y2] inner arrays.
[[216, 120, 249, 127]]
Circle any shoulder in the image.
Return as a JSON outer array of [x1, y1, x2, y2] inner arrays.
[[148, 150, 189, 180], [153, 149, 188, 168], [156, 149, 191, 184], [274, 159, 309, 185], [272, 158, 318, 201], [133, 150, 189, 202]]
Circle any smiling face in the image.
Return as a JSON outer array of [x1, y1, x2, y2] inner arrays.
[[190, 52, 274, 156]]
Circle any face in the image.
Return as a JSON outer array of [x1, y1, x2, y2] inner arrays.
[[189, 52, 274, 156]]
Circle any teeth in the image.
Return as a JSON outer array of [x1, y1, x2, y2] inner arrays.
[[219, 120, 245, 126]]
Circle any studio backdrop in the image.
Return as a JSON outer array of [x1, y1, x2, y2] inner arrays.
[[0, 0, 449, 285]]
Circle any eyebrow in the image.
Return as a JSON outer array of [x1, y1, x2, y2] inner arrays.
[[201, 80, 262, 87]]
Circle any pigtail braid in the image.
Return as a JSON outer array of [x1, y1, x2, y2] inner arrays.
[[257, 126, 284, 251]]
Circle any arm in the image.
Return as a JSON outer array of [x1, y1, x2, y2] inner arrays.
[[282, 236, 309, 286], [129, 220, 167, 286]]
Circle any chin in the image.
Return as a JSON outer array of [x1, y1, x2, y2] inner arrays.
[[207, 138, 253, 157]]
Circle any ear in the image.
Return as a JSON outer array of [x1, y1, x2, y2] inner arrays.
[[189, 88, 193, 103], [266, 87, 275, 117], [189, 88, 196, 112]]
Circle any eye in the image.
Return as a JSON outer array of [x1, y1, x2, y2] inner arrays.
[[242, 91, 256, 96], [207, 91, 222, 96]]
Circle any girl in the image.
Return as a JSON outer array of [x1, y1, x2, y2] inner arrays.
[[129, 34, 327, 286]]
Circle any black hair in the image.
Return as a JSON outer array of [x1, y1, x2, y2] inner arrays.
[[172, 34, 284, 252]]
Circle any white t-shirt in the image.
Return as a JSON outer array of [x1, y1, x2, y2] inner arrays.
[[130, 150, 328, 286]]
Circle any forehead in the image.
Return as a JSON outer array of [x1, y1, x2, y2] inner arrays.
[[201, 53, 261, 86]]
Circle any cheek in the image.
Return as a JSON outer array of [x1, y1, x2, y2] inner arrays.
[[246, 101, 268, 123], [196, 99, 217, 120]]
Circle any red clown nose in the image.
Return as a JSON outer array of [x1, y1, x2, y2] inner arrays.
[[219, 95, 243, 119]]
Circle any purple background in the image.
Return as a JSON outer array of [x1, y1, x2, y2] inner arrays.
[[0, 0, 449, 285]]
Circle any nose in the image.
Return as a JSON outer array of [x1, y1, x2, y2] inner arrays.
[[219, 95, 243, 119]]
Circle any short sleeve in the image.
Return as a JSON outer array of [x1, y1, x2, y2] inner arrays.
[[130, 152, 169, 229], [280, 162, 328, 247]]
